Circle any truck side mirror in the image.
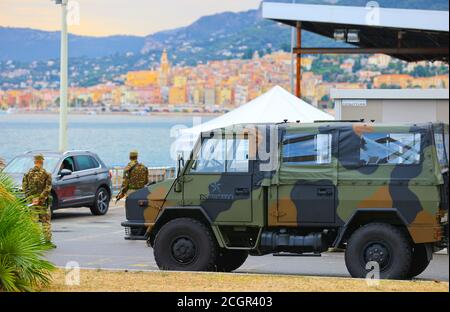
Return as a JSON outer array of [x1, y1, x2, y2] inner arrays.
[[174, 180, 182, 193], [177, 154, 185, 178]]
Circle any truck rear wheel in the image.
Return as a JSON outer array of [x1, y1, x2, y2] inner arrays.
[[345, 223, 412, 280], [215, 249, 249, 272], [407, 244, 431, 278], [154, 218, 218, 272]]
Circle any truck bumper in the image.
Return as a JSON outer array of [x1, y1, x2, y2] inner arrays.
[[121, 221, 147, 241]]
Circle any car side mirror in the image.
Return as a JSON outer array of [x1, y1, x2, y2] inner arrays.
[[60, 169, 72, 177]]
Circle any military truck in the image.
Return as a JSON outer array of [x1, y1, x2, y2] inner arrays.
[[122, 122, 448, 279]]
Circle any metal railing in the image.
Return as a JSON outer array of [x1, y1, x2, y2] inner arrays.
[[110, 166, 176, 193]]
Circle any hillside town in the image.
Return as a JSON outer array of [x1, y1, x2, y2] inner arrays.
[[0, 50, 448, 115]]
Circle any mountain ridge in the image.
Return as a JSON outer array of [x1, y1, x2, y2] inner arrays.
[[0, 0, 448, 64], [0, 26, 145, 62]]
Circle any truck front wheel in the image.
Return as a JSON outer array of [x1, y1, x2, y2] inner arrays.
[[215, 249, 249, 272], [154, 218, 218, 272], [345, 223, 412, 280], [407, 244, 431, 278]]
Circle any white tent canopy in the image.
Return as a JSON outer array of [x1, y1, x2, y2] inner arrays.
[[173, 85, 335, 155]]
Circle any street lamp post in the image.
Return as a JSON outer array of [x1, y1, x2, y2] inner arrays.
[[55, 0, 68, 152], [290, 0, 296, 94]]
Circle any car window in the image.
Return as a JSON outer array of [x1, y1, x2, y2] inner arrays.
[[282, 133, 332, 165], [90, 157, 100, 168], [3, 156, 59, 174], [360, 133, 421, 165], [75, 155, 98, 171], [60, 157, 76, 173]]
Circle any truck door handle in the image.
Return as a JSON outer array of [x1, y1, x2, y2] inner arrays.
[[235, 188, 250, 196], [317, 188, 333, 196]]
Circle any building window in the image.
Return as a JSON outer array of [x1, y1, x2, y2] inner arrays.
[[360, 133, 421, 165], [282, 133, 332, 165]]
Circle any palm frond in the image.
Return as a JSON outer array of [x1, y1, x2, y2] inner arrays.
[[0, 172, 55, 292]]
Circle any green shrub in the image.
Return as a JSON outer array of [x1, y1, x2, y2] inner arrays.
[[0, 172, 55, 292]]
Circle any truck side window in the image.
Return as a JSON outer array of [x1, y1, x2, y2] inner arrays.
[[226, 138, 249, 173], [282, 133, 332, 165], [360, 133, 421, 165], [435, 131, 449, 169]]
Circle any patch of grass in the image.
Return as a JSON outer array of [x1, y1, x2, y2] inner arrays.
[[41, 269, 449, 292]]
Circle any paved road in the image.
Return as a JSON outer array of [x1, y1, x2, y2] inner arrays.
[[47, 204, 449, 282]]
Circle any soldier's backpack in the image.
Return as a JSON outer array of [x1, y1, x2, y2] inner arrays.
[[129, 163, 149, 189]]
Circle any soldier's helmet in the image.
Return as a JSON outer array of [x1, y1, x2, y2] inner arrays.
[[34, 154, 45, 162], [129, 150, 139, 159]]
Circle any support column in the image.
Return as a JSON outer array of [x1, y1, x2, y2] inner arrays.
[[296, 22, 302, 98]]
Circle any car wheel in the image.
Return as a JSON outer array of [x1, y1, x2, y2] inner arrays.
[[407, 244, 431, 278], [154, 218, 218, 272], [345, 223, 412, 280], [215, 249, 249, 272], [90, 187, 110, 216], [50, 193, 58, 220]]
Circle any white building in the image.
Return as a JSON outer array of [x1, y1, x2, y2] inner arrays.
[[331, 88, 449, 124]]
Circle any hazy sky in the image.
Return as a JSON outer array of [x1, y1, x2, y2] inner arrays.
[[0, 0, 262, 36]]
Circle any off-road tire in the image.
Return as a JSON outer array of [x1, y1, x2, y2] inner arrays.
[[154, 218, 218, 272], [345, 223, 412, 280], [407, 244, 431, 278], [215, 249, 249, 272], [90, 187, 110, 216]]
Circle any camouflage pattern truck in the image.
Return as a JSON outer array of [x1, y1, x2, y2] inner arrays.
[[122, 122, 449, 279]]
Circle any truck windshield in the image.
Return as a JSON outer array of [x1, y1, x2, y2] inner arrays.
[[3, 156, 59, 174], [191, 136, 250, 173], [434, 126, 449, 170]]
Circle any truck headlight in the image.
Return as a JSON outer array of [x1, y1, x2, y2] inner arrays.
[[441, 212, 448, 223]]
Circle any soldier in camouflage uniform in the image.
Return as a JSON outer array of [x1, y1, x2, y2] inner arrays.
[[22, 154, 55, 247], [117, 150, 149, 201]]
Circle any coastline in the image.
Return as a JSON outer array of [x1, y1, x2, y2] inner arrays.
[[11, 110, 222, 117]]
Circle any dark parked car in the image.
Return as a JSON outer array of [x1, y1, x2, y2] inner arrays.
[[2, 150, 112, 216]]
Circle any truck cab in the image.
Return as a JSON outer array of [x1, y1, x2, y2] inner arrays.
[[122, 122, 448, 279]]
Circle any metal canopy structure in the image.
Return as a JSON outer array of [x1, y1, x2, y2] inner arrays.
[[262, 2, 449, 97]]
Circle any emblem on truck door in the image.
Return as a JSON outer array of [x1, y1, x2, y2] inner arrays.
[[199, 182, 234, 201], [210, 182, 222, 193]]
